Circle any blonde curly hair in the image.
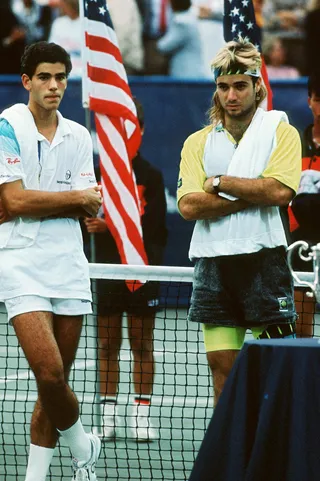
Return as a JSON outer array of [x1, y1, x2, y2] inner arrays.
[[208, 38, 267, 126]]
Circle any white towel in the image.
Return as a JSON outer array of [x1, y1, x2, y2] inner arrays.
[[219, 107, 289, 201], [0, 104, 41, 249]]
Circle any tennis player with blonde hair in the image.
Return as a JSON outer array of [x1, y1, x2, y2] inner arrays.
[[177, 38, 301, 406], [0, 42, 102, 480]]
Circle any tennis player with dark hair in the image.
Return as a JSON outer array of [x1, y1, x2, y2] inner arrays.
[[84, 97, 167, 441], [0, 42, 102, 481], [177, 38, 301, 407]]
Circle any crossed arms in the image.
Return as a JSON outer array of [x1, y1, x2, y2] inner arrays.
[[178, 175, 295, 221], [0, 179, 102, 224]]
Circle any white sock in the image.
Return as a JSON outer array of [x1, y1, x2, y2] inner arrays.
[[25, 444, 55, 481], [58, 419, 91, 464]]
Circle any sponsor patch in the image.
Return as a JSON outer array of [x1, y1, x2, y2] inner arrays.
[[278, 297, 288, 312], [7, 157, 20, 165]]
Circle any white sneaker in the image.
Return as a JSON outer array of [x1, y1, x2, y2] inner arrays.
[[101, 403, 118, 440], [130, 403, 158, 442], [71, 433, 101, 481]]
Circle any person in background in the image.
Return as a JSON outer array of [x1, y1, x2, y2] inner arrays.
[[142, 0, 172, 75], [0, 3, 26, 74], [48, 0, 81, 78], [107, 0, 144, 75], [304, 0, 320, 76], [263, 36, 300, 79], [157, 0, 205, 78], [12, 0, 52, 45], [84, 98, 167, 441], [288, 72, 320, 337], [177, 38, 301, 406], [191, 0, 225, 79]]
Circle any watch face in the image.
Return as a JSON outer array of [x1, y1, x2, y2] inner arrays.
[[213, 177, 220, 186]]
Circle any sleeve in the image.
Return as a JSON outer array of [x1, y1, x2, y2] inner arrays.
[[0, 118, 24, 186], [176, 128, 209, 204], [71, 127, 97, 190], [261, 122, 302, 194], [157, 24, 187, 54]]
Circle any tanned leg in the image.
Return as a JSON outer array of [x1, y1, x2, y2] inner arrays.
[[12, 312, 83, 448], [206, 350, 239, 408], [128, 314, 156, 396], [98, 314, 122, 397]]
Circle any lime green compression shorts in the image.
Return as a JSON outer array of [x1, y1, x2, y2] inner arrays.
[[202, 323, 296, 352]]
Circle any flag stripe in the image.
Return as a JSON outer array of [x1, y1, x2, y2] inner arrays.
[[80, 0, 147, 290]]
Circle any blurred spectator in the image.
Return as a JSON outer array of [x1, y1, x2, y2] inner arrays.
[[263, 36, 300, 79], [12, 0, 52, 44], [108, 0, 144, 75], [157, 0, 205, 78], [48, 0, 81, 78], [263, 0, 307, 34], [304, 0, 320, 76], [142, 0, 172, 75], [263, 0, 308, 73], [252, 0, 265, 27], [192, 0, 224, 78], [0, 3, 26, 74]]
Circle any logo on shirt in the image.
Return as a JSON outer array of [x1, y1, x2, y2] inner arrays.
[[65, 170, 71, 180], [278, 297, 288, 312], [7, 157, 20, 165], [177, 178, 182, 188], [80, 172, 94, 177]]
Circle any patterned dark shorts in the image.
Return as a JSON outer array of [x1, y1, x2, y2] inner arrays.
[[188, 246, 297, 328]]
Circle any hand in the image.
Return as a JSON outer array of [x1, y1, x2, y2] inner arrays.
[[277, 10, 298, 29], [81, 186, 103, 217], [0, 198, 12, 224], [203, 176, 215, 194], [84, 217, 108, 233], [198, 6, 213, 18]]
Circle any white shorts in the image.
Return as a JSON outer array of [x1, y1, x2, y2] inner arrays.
[[5, 295, 92, 323]]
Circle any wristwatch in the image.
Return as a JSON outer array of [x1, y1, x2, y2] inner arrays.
[[212, 175, 222, 193]]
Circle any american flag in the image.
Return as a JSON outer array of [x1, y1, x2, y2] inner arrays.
[[223, 0, 273, 110], [80, 0, 148, 288]]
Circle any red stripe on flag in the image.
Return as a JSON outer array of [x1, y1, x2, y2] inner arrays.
[[91, 99, 141, 159], [96, 117, 148, 264], [87, 64, 131, 96], [95, 114, 140, 211], [85, 32, 122, 63]]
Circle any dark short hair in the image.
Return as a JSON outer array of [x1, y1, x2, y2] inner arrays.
[[20, 41, 72, 78], [133, 97, 144, 130], [170, 0, 191, 12], [308, 72, 320, 98]]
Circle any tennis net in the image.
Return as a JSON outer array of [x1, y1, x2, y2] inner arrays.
[[0, 265, 317, 480]]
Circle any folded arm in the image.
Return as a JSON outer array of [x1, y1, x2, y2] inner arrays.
[[0, 180, 102, 220], [178, 191, 250, 221], [204, 175, 295, 206]]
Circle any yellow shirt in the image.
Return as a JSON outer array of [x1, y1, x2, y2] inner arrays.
[[176, 110, 302, 260], [177, 121, 301, 204]]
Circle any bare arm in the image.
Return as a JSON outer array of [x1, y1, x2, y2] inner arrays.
[[178, 192, 250, 221], [0, 180, 102, 219], [204, 176, 294, 206]]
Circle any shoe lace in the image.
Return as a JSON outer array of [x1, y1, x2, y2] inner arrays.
[[74, 467, 89, 481]]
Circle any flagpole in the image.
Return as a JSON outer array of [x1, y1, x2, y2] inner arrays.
[[80, 0, 101, 436]]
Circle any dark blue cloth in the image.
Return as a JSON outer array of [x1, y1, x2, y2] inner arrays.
[[189, 339, 320, 481]]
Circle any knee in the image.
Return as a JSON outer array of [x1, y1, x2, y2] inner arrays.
[[35, 367, 66, 394], [207, 350, 238, 378], [99, 337, 121, 357]]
